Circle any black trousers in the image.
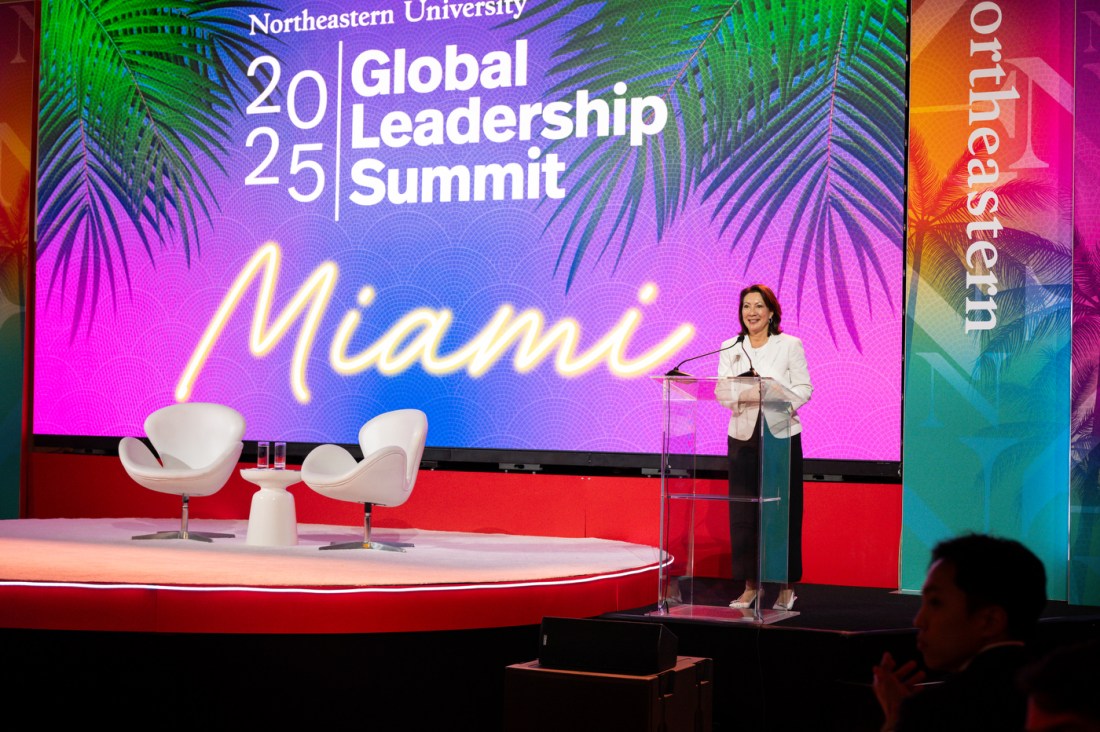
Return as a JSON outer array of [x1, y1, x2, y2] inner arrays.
[[728, 427, 804, 583]]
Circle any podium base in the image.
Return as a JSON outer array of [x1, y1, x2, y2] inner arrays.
[[648, 603, 799, 625]]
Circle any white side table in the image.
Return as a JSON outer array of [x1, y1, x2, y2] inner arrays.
[[241, 468, 301, 547]]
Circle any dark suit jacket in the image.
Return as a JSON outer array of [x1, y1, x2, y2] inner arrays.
[[896, 644, 1032, 732]]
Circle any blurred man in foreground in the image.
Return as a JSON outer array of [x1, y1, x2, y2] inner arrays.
[[1020, 639, 1100, 732], [873, 534, 1047, 732]]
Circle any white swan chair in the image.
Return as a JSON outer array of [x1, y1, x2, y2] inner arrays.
[[301, 409, 428, 552], [119, 402, 245, 542]]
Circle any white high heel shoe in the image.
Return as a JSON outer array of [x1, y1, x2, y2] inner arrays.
[[729, 588, 760, 609], [773, 588, 797, 611]]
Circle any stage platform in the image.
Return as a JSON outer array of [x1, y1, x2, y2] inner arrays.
[[0, 518, 662, 633]]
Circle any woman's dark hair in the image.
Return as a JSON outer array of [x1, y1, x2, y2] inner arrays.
[[738, 284, 783, 337]]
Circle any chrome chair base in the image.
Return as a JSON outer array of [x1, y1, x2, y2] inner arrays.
[[132, 530, 235, 542], [320, 540, 411, 552]]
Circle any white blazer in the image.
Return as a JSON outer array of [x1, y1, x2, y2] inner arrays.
[[715, 332, 813, 440]]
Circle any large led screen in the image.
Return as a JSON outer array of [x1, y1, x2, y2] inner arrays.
[[33, 0, 906, 462]]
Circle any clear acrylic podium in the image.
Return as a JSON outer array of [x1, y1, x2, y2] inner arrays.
[[648, 374, 800, 624]]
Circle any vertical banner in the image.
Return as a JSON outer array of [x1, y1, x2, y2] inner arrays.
[[0, 2, 36, 519], [1070, 1, 1100, 605], [903, 0, 1074, 595]]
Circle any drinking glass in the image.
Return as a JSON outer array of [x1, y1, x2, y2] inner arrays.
[[257, 441, 269, 470], [274, 442, 286, 470]]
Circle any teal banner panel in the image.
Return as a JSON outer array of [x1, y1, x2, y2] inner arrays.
[[903, 0, 1074, 597], [0, 1, 36, 519]]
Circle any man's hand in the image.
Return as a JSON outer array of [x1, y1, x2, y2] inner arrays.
[[873, 651, 926, 731]]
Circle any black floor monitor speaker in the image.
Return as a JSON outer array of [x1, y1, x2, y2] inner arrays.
[[538, 617, 678, 676]]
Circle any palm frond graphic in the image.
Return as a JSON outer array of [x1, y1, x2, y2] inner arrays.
[[0, 172, 31, 310], [38, 0, 273, 339], [1072, 230, 1100, 487], [513, 0, 907, 349]]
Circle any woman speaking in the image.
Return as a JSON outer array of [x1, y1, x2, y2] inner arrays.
[[717, 284, 812, 611]]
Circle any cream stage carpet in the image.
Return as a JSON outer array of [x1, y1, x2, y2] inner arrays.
[[0, 518, 663, 633], [0, 518, 661, 586]]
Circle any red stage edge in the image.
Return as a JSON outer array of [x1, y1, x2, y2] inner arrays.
[[0, 564, 661, 634]]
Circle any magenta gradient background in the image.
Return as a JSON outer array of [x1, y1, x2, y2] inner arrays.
[[32, 2, 903, 461]]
